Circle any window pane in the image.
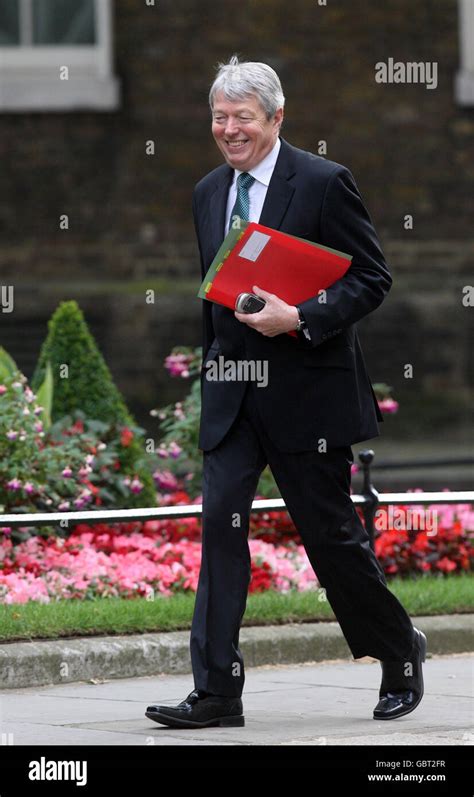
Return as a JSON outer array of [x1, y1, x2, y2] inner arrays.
[[0, 0, 20, 45], [33, 0, 96, 44]]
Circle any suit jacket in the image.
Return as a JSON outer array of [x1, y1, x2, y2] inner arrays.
[[192, 135, 391, 452]]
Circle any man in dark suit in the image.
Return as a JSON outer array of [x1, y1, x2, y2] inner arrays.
[[146, 56, 426, 729]]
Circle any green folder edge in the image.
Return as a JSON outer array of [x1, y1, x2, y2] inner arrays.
[[197, 221, 352, 301]]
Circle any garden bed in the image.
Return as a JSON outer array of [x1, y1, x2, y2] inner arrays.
[[0, 573, 472, 642]]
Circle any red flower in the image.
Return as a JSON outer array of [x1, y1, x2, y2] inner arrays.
[[436, 557, 457, 573], [82, 480, 99, 494], [249, 561, 273, 593], [411, 533, 431, 554], [168, 491, 192, 505], [120, 428, 134, 447]]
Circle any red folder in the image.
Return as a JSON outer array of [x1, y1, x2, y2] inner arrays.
[[197, 222, 352, 337]]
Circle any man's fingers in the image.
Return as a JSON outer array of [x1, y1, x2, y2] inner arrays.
[[252, 284, 274, 300], [234, 310, 257, 325]]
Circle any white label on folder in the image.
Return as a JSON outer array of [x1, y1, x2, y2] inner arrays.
[[238, 231, 271, 262]]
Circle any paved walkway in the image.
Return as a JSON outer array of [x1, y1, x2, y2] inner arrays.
[[0, 653, 472, 746]]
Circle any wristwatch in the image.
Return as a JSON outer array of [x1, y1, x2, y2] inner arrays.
[[294, 305, 307, 332]]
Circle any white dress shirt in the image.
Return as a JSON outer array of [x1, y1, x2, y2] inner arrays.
[[224, 136, 281, 236]]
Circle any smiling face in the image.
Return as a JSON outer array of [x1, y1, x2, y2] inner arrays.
[[211, 91, 283, 172]]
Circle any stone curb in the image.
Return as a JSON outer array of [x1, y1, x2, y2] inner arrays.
[[0, 614, 472, 689]]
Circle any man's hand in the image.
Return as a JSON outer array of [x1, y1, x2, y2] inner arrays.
[[234, 285, 299, 337]]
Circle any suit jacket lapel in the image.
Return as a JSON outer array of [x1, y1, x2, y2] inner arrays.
[[209, 164, 233, 254], [209, 136, 297, 254], [258, 136, 296, 229]]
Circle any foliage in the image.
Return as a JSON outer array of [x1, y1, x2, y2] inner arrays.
[[0, 371, 87, 530], [30, 300, 156, 504], [0, 370, 159, 543]]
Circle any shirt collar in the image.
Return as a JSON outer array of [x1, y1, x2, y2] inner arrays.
[[233, 136, 281, 187]]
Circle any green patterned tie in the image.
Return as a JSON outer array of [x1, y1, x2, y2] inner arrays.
[[229, 172, 255, 230]]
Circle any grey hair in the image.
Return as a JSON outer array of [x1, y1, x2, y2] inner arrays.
[[209, 54, 285, 120]]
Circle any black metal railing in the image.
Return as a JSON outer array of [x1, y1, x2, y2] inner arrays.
[[1, 450, 473, 551]]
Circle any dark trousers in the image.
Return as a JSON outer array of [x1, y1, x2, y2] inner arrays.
[[190, 382, 415, 697]]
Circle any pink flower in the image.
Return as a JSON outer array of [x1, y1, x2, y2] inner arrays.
[[6, 478, 22, 490], [153, 470, 178, 491], [6, 430, 18, 441], [168, 442, 182, 459], [62, 467, 73, 478], [164, 354, 192, 378], [73, 489, 92, 508], [130, 477, 144, 494], [23, 482, 35, 495], [0, 385, 7, 395], [378, 398, 399, 414]]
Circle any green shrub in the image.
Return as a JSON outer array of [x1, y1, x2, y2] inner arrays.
[[31, 301, 156, 506]]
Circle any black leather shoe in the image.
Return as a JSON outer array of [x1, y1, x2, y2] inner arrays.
[[373, 627, 427, 720], [145, 688, 245, 728]]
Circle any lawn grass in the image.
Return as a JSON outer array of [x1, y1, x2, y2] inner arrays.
[[0, 573, 472, 642]]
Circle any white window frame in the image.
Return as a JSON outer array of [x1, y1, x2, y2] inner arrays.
[[0, 0, 120, 112], [455, 0, 474, 105]]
